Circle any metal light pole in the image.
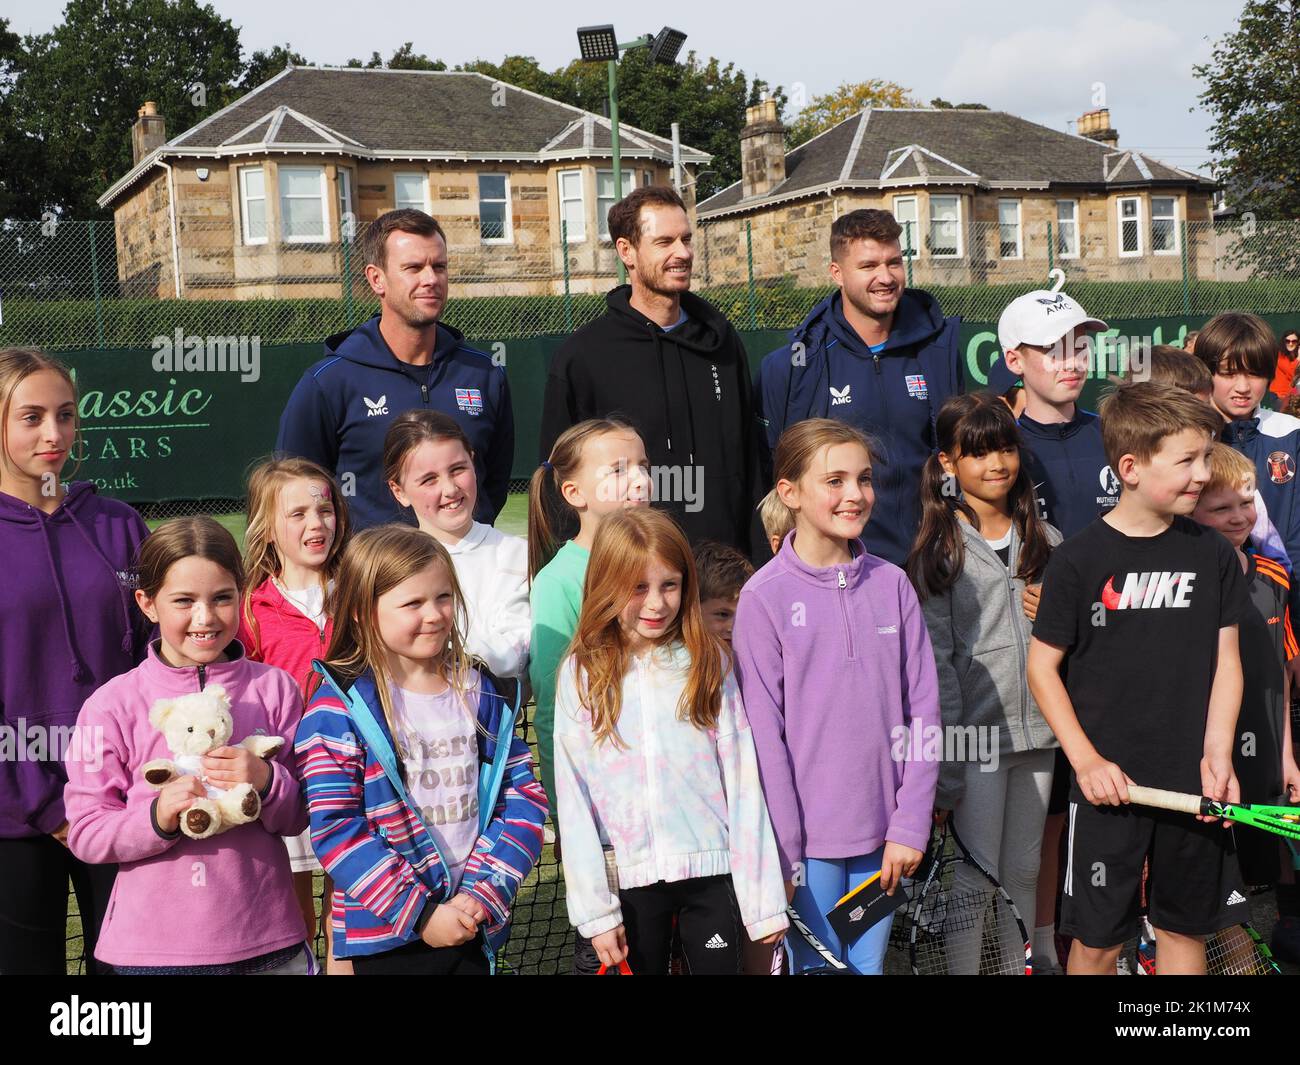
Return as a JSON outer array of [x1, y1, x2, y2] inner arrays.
[[577, 25, 686, 284]]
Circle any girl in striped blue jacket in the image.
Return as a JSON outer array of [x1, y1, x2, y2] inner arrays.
[[295, 525, 546, 974]]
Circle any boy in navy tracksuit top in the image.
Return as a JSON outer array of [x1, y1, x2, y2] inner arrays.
[[1194, 313, 1300, 628], [989, 288, 1115, 540], [756, 210, 963, 566], [277, 313, 513, 531]]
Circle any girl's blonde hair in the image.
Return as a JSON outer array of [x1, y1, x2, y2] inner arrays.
[[772, 417, 877, 488], [528, 417, 640, 580], [137, 517, 245, 599], [0, 347, 81, 482], [569, 508, 726, 748], [319, 524, 472, 734], [241, 456, 351, 654]]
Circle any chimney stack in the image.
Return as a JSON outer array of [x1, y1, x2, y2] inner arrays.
[[1078, 107, 1118, 149], [131, 101, 167, 164], [740, 96, 786, 200]]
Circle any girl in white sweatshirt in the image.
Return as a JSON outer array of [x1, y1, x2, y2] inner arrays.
[[385, 411, 530, 690], [553, 507, 787, 974]]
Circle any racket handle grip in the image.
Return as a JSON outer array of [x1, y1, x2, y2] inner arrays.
[[1126, 785, 1204, 816]]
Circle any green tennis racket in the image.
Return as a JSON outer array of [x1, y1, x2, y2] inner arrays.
[[1127, 785, 1300, 840]]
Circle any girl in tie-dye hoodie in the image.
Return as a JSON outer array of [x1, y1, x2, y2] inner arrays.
[[553, 508, 788, 975]]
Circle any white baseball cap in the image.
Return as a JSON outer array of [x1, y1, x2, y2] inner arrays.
[[997, 290, 1107, 354]]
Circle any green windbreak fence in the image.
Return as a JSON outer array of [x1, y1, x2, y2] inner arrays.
[[53, 314, 1296, 503]]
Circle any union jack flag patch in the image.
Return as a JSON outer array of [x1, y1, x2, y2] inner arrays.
[[905, 374, 928, 400], [455, 387, 484, 414]]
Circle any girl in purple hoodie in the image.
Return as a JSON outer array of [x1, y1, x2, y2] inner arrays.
[[64, 518, 310, 974], [0, 348, 152, 974], [732, 418, 941, 974]]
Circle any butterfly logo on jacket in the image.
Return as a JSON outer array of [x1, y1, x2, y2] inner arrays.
[[830, 384, 852, 407], [364, 395, 389, 417]]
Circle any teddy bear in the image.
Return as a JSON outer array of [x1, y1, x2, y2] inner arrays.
[[140, 684, 285, 841]]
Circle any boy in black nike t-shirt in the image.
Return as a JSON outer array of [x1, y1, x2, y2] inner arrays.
[[1028, 382, 1251, 975]]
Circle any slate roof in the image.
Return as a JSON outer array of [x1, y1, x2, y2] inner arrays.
[[100, 66, 710, 207], [698, 107, 1213, 219]]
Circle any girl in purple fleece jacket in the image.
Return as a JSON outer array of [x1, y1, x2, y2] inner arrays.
[[0, 349, 152, 975], [64, 518, 311, 974], [733, 419, 941, 974]]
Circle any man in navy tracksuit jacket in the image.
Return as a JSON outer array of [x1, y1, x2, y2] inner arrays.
[[277, 212, 514, 530], [757, 217, 963, 565]]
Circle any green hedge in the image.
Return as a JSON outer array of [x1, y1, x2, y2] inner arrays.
[[4, 277, 1300, 351]]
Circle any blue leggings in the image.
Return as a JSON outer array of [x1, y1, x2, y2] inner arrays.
[[788, 849, 892, 975]]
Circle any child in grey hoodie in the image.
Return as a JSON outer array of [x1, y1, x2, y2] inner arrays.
[[906, 393, 1061, 971]]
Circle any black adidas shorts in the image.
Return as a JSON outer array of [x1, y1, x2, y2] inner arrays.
[[1060, 797, 1249, 947]]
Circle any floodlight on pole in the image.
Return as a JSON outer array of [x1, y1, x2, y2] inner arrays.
[[576, 25, 619, 62], [649, 27, 686, 65]]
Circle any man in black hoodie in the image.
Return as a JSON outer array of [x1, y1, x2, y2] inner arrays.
[[539, 187, 763, 554]]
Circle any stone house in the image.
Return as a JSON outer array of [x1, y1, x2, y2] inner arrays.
[[696, 101, 1218, 287], [97, 66, 710, 299]]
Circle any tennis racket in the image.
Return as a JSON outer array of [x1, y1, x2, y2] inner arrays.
[[1126, 785, 1300, 840], [778, 904, 858, 975], [900, 819, 1032, 975]]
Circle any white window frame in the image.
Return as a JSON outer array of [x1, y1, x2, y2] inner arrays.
[[239, 166, 268, 246], [558, 168, 586, 244], [1056, 199, 1080, 259], [393, 171, 430, 213], [597, 168, 637, 241], [893, 195, 920, 258], [997, 198, 1022, 260], [1118, 196, 1143, 258], [478, 173, 512, 244], [278, 165, 330, 243], [336, 167, 353, 238], [928, 194, 963, 258], [1151, 196, 1179, 256]]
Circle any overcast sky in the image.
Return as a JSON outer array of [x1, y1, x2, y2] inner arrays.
[[9, 0, 1239, 175]]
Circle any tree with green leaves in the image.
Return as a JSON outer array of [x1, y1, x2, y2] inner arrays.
[[346, 43, 445, 70], [1196, 0, 1300, 220], [235, 43, 310, 96], [9, 0, 243, 219], [1196, 0, 1300, 277], [929, 97, 988, 110], [459, 51, 782, 199], [786, 79, 918, 148]]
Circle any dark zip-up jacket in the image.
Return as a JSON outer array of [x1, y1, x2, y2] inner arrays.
[[756, 290, 963, 566], [277, 314, 514, 530]]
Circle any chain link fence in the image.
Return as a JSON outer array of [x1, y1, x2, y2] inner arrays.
[[5, 218, 1300, 354]]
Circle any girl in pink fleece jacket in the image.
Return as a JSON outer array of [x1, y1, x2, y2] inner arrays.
[[64, 517, 310, 974]]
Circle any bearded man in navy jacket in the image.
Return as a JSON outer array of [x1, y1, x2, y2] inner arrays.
[[277, 209, 514, 529], [757, 209, 964, 565]]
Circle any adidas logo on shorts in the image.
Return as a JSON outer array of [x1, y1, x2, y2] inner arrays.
[[704, 933, 728, 949], [1226, 890, 1247, 907]]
